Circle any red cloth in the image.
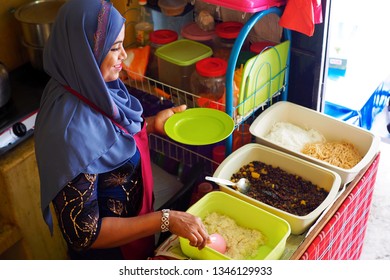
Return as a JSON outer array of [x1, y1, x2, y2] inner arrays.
[[279, 0, 323, 37], [312, 0, 323, 24], [120, 123, 156, 259]]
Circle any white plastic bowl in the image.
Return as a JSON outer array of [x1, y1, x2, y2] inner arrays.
[[249, 101, 380, 185], [213, 143, 341, 235]]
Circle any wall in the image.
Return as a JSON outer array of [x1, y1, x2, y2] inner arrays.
[[111, 0, 140, 48]]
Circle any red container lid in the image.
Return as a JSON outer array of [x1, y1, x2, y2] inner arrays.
[[195, 57, 227, 77], [150, 29, 178, 45], [215, 21, 243, 39], [250, 41, 277, 54], [181, 22, 215, 42]]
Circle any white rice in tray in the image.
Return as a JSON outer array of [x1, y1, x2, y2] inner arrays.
[[203, 212, 266, 259], [264, 121, 326, 152]]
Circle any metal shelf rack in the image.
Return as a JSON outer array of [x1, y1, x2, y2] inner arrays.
[[224, 6, 292, 154], [123, 5, 291, 173]]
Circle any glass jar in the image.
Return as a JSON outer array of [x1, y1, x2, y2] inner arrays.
[[214, 21, 243, 60], [191, 57, 227, 105], [232, 123, 251, 151], [147, 29, 178, 80], [193, 0, 220, 27], [135, 1, 154, 46]]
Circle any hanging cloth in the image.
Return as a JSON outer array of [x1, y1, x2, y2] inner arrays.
[[279, 0, 323, 37], [312, 0, 323, 24]]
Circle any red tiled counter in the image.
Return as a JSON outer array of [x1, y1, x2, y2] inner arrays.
[[292, 153, 380, 260]]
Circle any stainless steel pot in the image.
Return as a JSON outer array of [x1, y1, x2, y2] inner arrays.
[[0, 62, 11, 108], [22, 40, 44, 70], [14, 0, 65, 47]]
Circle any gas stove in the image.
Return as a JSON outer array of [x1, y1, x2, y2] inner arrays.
[[0, 64, 48, 156]]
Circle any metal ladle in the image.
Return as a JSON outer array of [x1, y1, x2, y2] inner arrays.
[[205, 176, 250, 193]]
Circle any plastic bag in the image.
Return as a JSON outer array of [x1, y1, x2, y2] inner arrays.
[[122, 45, 151, 81]]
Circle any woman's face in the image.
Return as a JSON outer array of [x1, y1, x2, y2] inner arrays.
[[100, 25, 127, 82]]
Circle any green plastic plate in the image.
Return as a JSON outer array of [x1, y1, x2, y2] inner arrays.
[[238, 41, 290, 116], [164, 108, 235, 145]]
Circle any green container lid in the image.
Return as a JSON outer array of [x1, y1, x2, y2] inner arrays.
[[155, 39, 213, 66]]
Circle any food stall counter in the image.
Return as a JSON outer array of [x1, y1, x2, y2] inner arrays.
[[153, 152, 380, 260]]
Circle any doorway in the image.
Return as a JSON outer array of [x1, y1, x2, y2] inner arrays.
[[322, 0, 390, 130]]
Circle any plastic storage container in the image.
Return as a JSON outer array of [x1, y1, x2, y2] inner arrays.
[[150, 3, 193, 35], [214, 21, 244, 60], [180, 191, 291, 259], [148, 29, 178, 80], [213, 143, 342, 235], [158, 0, 187, 16], [155, 39, 212, 92], [191, 57, 227, 104], [249, 101, 380, 185], [181, 22, 216, 49]]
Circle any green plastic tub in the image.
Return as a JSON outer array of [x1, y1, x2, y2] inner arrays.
[[179, 191, 291, 260]]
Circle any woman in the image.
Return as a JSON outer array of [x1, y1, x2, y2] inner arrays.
[[34, 0, 209, 260]]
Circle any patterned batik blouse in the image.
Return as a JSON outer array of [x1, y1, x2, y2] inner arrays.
[[52, 149, 143, 259]]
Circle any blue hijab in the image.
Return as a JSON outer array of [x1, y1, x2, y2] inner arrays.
[[34, 0, 143, 230]]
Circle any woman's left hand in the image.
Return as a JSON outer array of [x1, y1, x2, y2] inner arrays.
[[147, 104, 187, 135]]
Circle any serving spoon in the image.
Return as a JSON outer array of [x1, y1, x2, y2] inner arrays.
[[205, 176, 250, 193]]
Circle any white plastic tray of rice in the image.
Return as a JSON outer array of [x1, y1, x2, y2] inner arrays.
[[249, 101, 380, 185]]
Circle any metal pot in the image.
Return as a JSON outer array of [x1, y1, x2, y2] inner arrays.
[[0, 62, 11, 108], [21, 40, 44, 70], [14, 0, 65, 47]]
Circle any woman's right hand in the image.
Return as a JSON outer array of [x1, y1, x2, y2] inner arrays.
[[168, 210, 210, 250]]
